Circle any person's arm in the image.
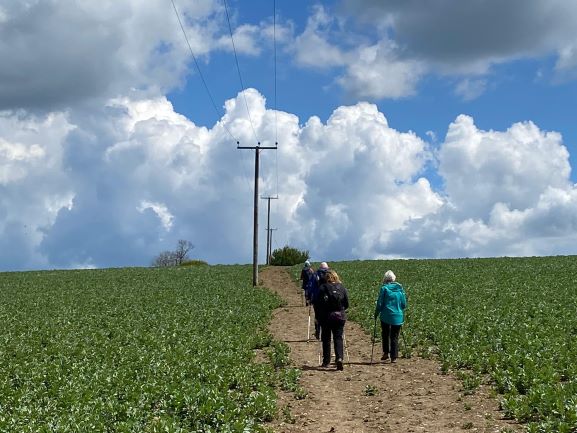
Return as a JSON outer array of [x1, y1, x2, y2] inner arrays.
[[314, 284, 325, 309], [343, 287, 349, 310], [401, 288, 407, 310]]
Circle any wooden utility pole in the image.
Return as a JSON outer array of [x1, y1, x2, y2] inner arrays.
[[238, 142, 277, 286], [261, 196, 278, 265], [268, 228, 277, 264]]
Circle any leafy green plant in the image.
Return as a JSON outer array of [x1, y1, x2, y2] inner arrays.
[[278, 368, 307, 400], [364, 384, 378, 396], [267, 341, 291, 369], [0, 265, 282, 432], [282, 405, 296, 424]]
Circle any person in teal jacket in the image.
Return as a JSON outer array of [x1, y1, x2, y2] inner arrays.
[[374, 270, 407, 363]]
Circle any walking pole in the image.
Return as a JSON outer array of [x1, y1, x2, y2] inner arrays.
[[370, 316, 377, 365], [318, 333, 322, 366], [343, 330, 350, 364], [400, 285, 410, 357], [307, 304, 311, 342]]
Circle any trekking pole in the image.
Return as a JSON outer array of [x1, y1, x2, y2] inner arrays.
[[318, 335, 322, 366], [343, 330, 350, 364], [401, 285, 410, 357], [370, 316, 377, 365], [307, 304, 311, 342], [370, 291, 380, 365]]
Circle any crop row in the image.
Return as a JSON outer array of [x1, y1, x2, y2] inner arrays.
[[0, 266, 284, 432], [300, 256, 577, 433]]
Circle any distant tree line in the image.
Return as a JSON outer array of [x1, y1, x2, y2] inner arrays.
[[152, 241, 307, 267]]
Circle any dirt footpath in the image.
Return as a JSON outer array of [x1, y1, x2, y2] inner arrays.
[[261, 267, 521, 433]]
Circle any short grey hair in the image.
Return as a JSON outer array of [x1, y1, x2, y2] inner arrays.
[[383, 270, 396, 283]]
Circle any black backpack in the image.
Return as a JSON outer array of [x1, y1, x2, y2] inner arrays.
[[324, 283, 346, 312]]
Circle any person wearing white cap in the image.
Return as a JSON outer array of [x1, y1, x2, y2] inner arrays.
[[317, 262, 329, 284], [300, 260, 315, 304]]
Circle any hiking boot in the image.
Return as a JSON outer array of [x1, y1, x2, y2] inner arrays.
[[321, 362, 330, 368], [390, 358, 397, 364], [381, 354, 389, 361], [336, 358, 344, 371]]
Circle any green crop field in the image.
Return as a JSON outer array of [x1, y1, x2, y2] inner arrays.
[[306, 256, 577, 433], [0, 265, 292, 433]]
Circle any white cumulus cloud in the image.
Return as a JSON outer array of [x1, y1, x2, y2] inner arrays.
[[1, 89, 577, 270], [378, 115, 577, 259]]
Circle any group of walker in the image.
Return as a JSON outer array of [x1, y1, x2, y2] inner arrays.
[[300, 261, 407, 371]]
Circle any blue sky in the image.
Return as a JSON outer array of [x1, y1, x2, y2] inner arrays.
[[1, 0, 577, 271]]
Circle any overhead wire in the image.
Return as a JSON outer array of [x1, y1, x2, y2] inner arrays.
[[170, 0, 237, 143], [222, 0, 259, 144], [172, 0, 284, 263], [170, 0, 253, 192], [274, 0, 278, 146], [273, 0, 280, 199]]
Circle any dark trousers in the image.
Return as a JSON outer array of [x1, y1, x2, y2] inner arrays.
[[312, 304, 321, 337], [381, 322, 401, 360], [321, 320, 345, 364]]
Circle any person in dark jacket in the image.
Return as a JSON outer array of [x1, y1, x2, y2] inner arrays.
[[374, 270, 407, 363], [315, 269, 349, 370], [309, 261, 329, 339], [300, 260, 315, 304]]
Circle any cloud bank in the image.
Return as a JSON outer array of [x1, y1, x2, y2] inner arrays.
[[1, 89, 576, 270]]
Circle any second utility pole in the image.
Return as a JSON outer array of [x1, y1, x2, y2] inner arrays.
[[261, 195, 278, 265], [238, 142, 277, 286], [268, 227, 277, 265]]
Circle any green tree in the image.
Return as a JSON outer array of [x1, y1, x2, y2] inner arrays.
[[269, 245, 309, 266]]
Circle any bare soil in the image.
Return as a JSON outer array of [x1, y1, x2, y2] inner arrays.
[[261, 266, 521, 433]]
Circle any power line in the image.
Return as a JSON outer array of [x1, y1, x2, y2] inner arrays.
[[273, 0, 278, 145], [223, 0, 259, 143], [170, 0, 254, 192], [170, 0, 237, 143], [273, 0, 280, 198]]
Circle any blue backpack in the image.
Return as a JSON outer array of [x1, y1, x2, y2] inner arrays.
[[304, 268, 317, 299]]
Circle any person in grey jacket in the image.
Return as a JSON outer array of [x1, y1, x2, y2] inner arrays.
[[374, 270, 407, 363]]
